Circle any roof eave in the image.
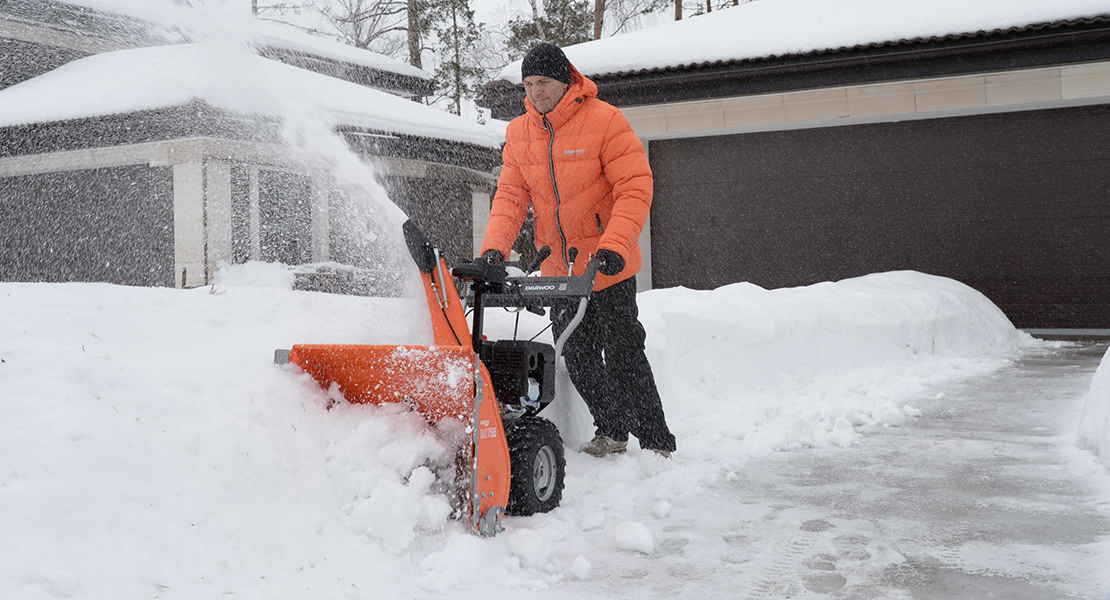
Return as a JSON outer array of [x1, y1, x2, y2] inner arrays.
[[481, 17, 1110, 120], [257, 46, 436, 97]]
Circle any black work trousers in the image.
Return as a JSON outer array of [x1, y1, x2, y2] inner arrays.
[[551, 276, 676, 452]]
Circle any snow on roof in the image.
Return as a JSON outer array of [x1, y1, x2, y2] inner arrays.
[[0, 43, 503, 149], [56, 0, 431, 81], [253, 24, 432, 82], [497, 0, 1110, 82]]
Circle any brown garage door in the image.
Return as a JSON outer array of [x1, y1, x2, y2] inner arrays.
[[649, 104, 1110, 329]]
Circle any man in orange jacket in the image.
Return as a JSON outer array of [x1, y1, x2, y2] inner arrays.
[[480, 43, 676, 457]]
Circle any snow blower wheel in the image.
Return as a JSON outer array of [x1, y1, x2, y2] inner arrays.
[[506, 416, 566, 516]]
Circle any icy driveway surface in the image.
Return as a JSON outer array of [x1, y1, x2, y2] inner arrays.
[[570, 343, 1110, 599]]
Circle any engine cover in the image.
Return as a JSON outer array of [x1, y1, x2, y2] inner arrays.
[[480, 340, 555, 412]]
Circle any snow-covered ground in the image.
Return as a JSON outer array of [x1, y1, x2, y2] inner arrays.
[[4, 262, 1107, 598]]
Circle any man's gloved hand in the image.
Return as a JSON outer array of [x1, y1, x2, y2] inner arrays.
[[596, 249, 624, 276], [481, 249, 504, 265]]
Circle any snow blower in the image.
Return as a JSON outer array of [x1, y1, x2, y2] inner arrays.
[[275, 220, 596, 536]]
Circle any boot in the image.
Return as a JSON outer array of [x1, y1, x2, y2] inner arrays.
[[581, 435, 627, 457]]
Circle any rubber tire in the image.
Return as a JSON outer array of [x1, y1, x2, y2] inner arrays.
[[505, 416, 566, 516]]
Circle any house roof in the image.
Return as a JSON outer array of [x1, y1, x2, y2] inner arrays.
[[0, 43, 502, 149], [46, 0, 433, 91], [495, 0, 1110, 83]]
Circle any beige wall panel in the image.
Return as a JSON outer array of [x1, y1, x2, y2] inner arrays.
[[914, 77, 987, 112], [985, 69, 1062, 106], [624, 106, 669, 136], [722, 95, 787, 127], [783, 88, 849, 122], [846, 83, 916, 117], [1062, 62, 1110, 99], [665, 101, 725, 132]]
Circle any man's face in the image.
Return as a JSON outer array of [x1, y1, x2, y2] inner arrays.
[[524, 75, 570, 115]]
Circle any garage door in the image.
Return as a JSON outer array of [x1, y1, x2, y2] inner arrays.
[[648, 104, 1110, 329]]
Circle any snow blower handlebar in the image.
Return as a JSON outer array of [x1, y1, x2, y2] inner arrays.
[[453, 249, 597, 342]]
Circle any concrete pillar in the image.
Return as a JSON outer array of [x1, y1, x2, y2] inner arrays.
[[311, 176, 330, 262], [173, 162, 205, 288], [471, 189, 491, 257], [249, 167, 261, 261], [205, 159, 233, 276], [638, 215, 652, 292]]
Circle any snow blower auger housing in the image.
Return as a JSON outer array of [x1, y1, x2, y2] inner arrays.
[[276, 220, 596, 536]]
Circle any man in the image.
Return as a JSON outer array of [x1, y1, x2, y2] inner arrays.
[[479, 43, 677, 458]]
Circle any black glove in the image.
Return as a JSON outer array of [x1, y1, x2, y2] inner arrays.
[[481, 249, 504, 265], [596, 249, 624, 276]]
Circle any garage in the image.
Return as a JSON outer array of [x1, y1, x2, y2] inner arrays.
[[648, 104, 1110, 329]]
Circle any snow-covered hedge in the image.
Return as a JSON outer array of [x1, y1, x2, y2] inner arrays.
[[1079, 347, 1110, 469]]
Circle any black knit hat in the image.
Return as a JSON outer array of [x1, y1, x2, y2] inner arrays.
[[521, 43, 571, 84]]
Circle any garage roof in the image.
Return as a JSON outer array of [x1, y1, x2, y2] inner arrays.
[[495, 0, 1110, 83]]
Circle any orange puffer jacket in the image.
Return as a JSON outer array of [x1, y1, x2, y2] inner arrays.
[[481, 64, 652, 291]]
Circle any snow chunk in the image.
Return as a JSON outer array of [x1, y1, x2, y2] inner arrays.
[[570, 556, 592, 580], [506, 528, 554, 569], [614, 521, 654, 554]]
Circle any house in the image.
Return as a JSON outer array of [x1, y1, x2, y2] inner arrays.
[[482, 0, 1110, 331], [0, 0, 501, 293]]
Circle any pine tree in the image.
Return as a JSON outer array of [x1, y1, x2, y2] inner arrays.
[[504, 0, 592, 60], [428, 0, 485, 114]]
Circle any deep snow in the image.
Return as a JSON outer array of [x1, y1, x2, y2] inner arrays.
[[5, 263, 1107, 598]]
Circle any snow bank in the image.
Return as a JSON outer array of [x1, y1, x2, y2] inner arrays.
[[0, 270, 1036, 596], [498, 0, 1110, 81], [504, 270, 1034, 453], [641, 270, 1029, 391], [1079, 347, 1110, 469]]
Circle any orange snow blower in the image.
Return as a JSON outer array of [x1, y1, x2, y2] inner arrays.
[[276, 220, 597, 536]]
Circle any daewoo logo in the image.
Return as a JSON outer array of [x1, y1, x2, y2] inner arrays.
[[525, 284, 556, 291], [564, 148, 585, 155]]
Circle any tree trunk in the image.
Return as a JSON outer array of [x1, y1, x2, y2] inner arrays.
[[706, 0, 712, 13], [528, 0, 546, 40], [593, 0, 604, 39], [408, 0, 422, 69], [252, 0, 258, 15], [675, 0, 681, 20], [452, 4, 462, 115]]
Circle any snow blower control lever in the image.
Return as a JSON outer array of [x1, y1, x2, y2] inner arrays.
[[276, 221, 596, 536]]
